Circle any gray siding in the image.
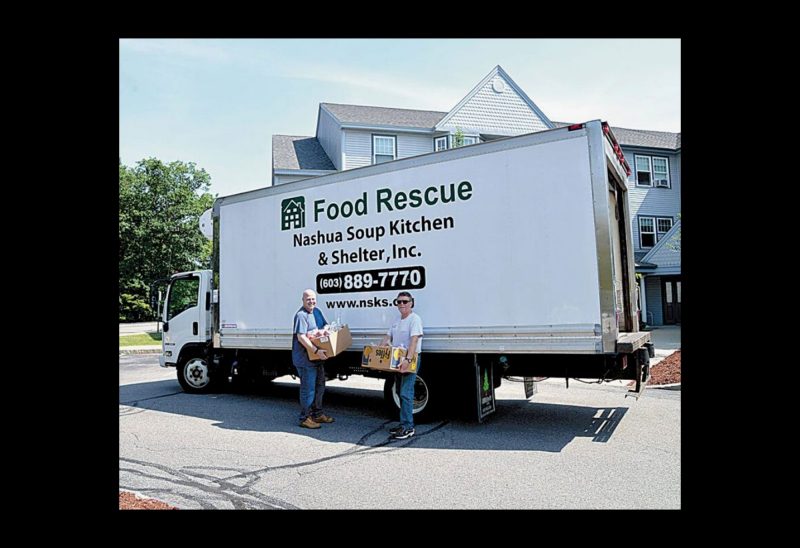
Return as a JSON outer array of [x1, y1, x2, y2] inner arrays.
[[644, 276, 664, 327], [398, 133, 434, 158], [624, 147, 681, 254], [343, 130, 372, 169], [344, 129, 433, 170], [317, 107, 342, 170], [439, 75, 550, 135]]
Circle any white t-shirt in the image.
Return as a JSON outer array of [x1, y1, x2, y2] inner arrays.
[[387, 312, 423, 354]]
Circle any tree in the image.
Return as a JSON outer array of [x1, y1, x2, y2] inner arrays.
[[119, 158, 214, 321], [666, 213, 681, 252], [453, 127, 465, 148]]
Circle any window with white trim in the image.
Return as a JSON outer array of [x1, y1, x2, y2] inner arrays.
[[657, 217, 673, 239], [652, 157, 670, 187], [435, 136, 448, 151], [634, 154, 671, 188], [639, 216, 674, 248], [635, 155, 652, 186], [372, 135, 396, 164], [639, 217, 656, 247], [462, 135, 478, 146]]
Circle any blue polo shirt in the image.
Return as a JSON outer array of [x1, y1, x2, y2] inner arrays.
[[292, 307, 327, 365]]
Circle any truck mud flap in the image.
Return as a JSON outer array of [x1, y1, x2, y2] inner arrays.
[[626, 348, 651, 400], [524, 377, 538, 399], [474, 357, 496, 422]]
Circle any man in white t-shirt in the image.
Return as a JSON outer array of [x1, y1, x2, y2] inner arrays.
[[379, 291, 423, 440]]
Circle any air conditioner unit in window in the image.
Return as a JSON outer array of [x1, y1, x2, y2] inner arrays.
[[655, 179, 669, 188]]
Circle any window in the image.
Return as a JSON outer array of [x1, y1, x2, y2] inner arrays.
[[635, 155, 652, 186], [635, 154, 671, 188], [434, 136, 448, 151], [639, 217, 656, 247], [653, 157, 670, 187], [657, 217, 673, 239], [450, 133, 480, 148], [167, 276, 199, 320], [372, 135, 396, 164], [639, 216, 674, 248]]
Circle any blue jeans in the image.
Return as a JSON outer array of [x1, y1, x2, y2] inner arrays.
[[295, 361, 326, 422], [397, 357, 421, 430]]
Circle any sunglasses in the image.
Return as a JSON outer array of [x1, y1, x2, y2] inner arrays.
[[395, 299, 412, 305]]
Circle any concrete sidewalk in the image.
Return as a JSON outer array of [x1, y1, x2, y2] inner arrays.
[[646, 325, 680, 357], [120, 345, 161, 354]]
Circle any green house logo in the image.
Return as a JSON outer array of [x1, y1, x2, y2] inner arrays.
[[281, 196, 306, 231]]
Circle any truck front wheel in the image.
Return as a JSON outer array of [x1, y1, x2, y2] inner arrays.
[[177, 356, 214, 393], [383, 374, 436, 422]]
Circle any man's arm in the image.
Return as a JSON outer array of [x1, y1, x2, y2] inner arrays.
[[298, 332, 328, 360], [405, 335, 420, 362]]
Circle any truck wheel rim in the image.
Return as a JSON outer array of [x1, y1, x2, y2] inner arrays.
[[184, 358, 210, 389], [392, 376, 429, 414]]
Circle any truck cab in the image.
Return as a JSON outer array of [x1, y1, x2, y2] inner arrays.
[[159, 270, 213, 390]]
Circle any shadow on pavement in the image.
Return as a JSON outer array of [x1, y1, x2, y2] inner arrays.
[[120, 378, 628, 453]]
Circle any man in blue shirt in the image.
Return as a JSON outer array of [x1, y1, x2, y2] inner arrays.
[[292, 289, 335, 429]]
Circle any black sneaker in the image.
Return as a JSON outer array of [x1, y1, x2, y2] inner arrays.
[[388, 425, 403, 435], [391, 428, 415, 440]]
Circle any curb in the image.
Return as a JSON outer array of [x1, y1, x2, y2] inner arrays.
[[119, 347, 161, 355], [650, 382, 681, 391]]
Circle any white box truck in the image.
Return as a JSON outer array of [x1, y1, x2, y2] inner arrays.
[[158, 120, 653, 421]]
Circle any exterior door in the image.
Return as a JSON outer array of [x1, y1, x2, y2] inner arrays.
[[162, 274, 202, 363], [662, 277, 681, 325]]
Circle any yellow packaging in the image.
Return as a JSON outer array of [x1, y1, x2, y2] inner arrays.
[[362, 344, 418, 373]]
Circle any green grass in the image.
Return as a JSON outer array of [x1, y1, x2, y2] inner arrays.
[[119, 332, 162, 346]]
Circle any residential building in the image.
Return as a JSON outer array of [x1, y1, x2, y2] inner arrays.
[[272, 66, 680, 326]]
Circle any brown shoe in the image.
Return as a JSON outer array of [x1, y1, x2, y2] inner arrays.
[[312, 414, 335, 424], [300, 417, 321, 429]]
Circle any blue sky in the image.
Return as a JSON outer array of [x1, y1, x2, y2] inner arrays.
[[120, 38, 680, 197]]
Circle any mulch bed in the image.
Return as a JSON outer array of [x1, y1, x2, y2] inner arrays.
[[648, 350, 681, 385], [119, 491, 178, 510]]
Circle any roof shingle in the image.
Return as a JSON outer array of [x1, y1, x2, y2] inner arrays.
[[322, 103, 447, 128], [552, 121, 680, 150], [272, 135, 335, 171]]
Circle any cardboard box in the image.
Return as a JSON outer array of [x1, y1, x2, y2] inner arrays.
[[307, 325, 352, 361], [362, 344, 418, 373]]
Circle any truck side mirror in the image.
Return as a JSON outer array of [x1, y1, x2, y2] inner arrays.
[[163, 321, 169, 332]]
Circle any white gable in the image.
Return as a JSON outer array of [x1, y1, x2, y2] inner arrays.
[[436, 66, 553, 136]]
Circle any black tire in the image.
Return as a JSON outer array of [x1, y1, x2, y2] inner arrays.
[[383, 372, 438, 423], [177, 355, 216, 394]]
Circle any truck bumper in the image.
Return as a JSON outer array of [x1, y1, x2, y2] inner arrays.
[[616, 331, 651, 353], [158, 354, 166, 368]]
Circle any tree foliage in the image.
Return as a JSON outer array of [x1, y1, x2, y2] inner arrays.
[[666, 213, 681, 252], [119, 158, 214, 321], [453, 127, 465, 148]]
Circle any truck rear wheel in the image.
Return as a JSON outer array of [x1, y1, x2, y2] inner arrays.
[[177, 356, 214, 394], [383, 374, 436, 423]]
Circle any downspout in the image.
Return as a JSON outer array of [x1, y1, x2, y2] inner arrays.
[[639, 275, 647, 327]]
